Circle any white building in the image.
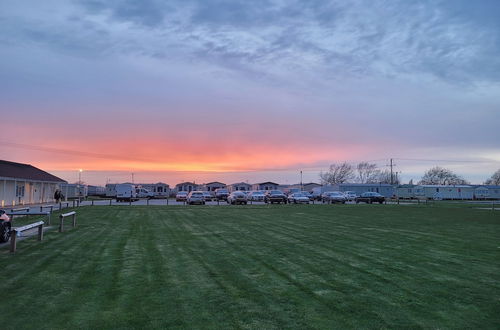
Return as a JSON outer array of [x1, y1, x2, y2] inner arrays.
[[0, 159, 66, 206]]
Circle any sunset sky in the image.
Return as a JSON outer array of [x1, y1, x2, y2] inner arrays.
[[1, 0, 499, 186]]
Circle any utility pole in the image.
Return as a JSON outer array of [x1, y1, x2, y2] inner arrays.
[[389, 159, 394, 185], [131, 173, 134, 184]]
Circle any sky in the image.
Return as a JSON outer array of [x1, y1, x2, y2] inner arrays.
[[1, 0, 499, 186]]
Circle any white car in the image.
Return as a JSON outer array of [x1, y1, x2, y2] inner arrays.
[[247, 191, 265, 202], [343, 191, 357, 201]]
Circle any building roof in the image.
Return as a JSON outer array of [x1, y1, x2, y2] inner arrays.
[[338, 183, 394, 187], [204, 181, 226, 186], [175, 182, 196, 187], [230, 182, 252, 186], [0, 160, 66, 183], [256, 181, 279, 185]]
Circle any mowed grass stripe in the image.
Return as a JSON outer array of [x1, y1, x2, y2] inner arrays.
[[0, 205, 499, 329]]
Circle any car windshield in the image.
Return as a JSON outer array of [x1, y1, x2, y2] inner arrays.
[[330, 192, 343, 196], [191, 192, 203, 196], [270, 190, 282, 194], [177, 192, 187, 195], [294, 193, 305, 197]]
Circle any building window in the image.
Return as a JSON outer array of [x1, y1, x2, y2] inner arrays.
[[16, 185, 25, 197]]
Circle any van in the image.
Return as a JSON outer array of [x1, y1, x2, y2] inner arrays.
[[116, 184, 137, 202]]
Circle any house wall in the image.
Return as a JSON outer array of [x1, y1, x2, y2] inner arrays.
[[0, 179, 60, 206], [228, 184, 251, 192]]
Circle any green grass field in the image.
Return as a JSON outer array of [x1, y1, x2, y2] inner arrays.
[[1, 204, 499, 329]]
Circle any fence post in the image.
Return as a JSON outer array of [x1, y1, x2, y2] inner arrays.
[[38, 224, 44, 241], [72, 213, 76, 227], [109, 199, 112, 206], [166, 198, 169, 205], [47, 213, 51, 226], [92, 200, 94, 206], [59, 202, 62, 210], [72, 200, 75, 208], [147, 199, 150, 206]]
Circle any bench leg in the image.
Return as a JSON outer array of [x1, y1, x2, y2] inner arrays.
[[59, 217, 64, 232], [72, 214, 76, 228]]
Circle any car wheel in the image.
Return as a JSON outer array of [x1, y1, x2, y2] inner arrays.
[[0, 223, 10, 243]]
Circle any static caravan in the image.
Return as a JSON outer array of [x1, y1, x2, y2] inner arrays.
[[105, 184, 117, 197], [474, 186, 490, 200], [337, 184, 395, 198], [175, 182, 198, 193], [60, 183, 88, 199], [483, 185, 500, 199], [139, 183, 170, 198], [418, 185, 474, 200], [203, 182, 226, 193], [252, 182, 279, 191], [87, 185, 106, 197], [228, 182, 252, 192], [395, 185, 424, 199]]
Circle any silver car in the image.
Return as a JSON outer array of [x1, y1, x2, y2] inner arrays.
[[187, 191, 205, 205], [288, 193, 310, 204], [227, 191, 248, 205]]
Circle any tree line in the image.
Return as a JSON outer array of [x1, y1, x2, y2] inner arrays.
[[320, 162, 500, 186]]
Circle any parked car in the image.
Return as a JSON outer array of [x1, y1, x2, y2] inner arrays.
[[343, 191, 358, 201], [227, 191, 248, 205], [288, 193, 310, 204], [0, 210, 11, 243], [247, 191, 265, 202], [176, 191, 188, 202], [355, 192, 385, 204], [301, 191, 313, 200], [322, 191, 346, 204], [265, 190, 288, 204], [187, 191, 206, 205], [215, 188, 229, 201], [202, 191, 213, 201]]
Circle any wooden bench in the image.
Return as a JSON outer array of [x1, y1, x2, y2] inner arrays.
[[9, 221, 44, 253], [7, 211, 52, 225], [39, 205, 54, 213], [59, 211, 77, 232], [10, 207, 30, 213]]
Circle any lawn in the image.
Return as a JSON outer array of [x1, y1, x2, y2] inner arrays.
[[0, 204, 499, 329]]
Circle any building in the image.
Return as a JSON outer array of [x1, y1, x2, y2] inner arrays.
[[138, 183, 170, 198], [0, 159, 66, 206], [228, 182, 252, 192], [252, 182, 279, 191], [60, 183, 88, 199], [287, 182, 321, 193], [203, 182, 226, 193], [175, 182, 198, 193]]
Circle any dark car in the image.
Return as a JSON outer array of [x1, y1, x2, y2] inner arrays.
[[0, 210, 11, 243], [227, 191, 248, 205], [321, 191, 346, 204], [355, 192, 385, 204], [215, 188, 229, 201], [265, 190, 288, 204]]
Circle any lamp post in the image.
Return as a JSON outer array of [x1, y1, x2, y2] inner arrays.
[[300, 170, 303, 191], [78, 169, 83, 203]]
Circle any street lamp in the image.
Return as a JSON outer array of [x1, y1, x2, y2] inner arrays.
[[78, 169, 83, 202]]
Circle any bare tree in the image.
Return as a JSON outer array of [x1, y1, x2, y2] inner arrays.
[[319, 162, 355, 185], [484, 169, 500, 185], [377, 170, 401, 184], [356, 162, 380, 183], [419, 166, 469, 185]]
